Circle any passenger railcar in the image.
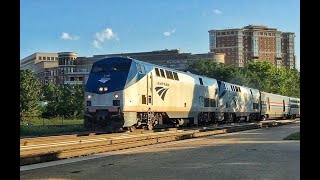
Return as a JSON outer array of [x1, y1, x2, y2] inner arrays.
[[288, 98, 300, 119], [260, 92, 290, 120]]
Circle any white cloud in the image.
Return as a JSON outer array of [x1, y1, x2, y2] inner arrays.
[[163, 28, 176, 37], [213, 9, 222, 14], [93, 40, 102, 49], [92, 28, 118, 49], [60, 32, 80, 40]]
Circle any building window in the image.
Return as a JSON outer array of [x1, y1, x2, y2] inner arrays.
[[43, 57, 46, 60], [231, 31, 234, 34], [55, 57, 58, 60], [47, 57, 50, 60], [39, 56, 42, 60], [51, 57, 54, 60]]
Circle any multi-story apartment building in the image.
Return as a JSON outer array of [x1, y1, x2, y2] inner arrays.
[[208, 25, 296, 69], [20, 52, 59, 84], [20, 49, 225, 85]]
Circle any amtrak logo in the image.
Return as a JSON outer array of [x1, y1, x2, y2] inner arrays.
[[98, 77, 110, 83], [155, 86, 169, 100]]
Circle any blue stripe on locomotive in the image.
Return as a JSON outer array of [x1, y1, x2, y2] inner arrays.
[[85, 57, 148, 93]]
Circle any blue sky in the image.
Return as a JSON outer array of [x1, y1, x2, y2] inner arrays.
[[20, 0, 300, 69]]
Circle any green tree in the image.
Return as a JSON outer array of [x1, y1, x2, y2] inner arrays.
[[41, 81, 61, 117], [187, 60, 300, 98], [41, 83, 85, 118], [187, 59, 250, 85], [20, 70, 41, 120]]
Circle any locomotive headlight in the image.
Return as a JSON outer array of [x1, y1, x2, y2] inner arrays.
[[103, 87, 108, 91], [114, 94, 119, 99], [87, 94, 92, 99], [98, 87, 103, 92]]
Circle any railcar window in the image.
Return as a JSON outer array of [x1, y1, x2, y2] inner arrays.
[[204, 98, 210, 107], [173, 72, 179, 80], [155, 68, 160, 76], [159, 69, 166, 78], [210, 99, 217, 107], [148, 96, 152, 104], [142, 95, 146, 104], [199, 78, 203, 85]]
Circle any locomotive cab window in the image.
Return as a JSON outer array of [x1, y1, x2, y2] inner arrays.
[[137, 64, 145, 74], [91, 62, 131, 73], [112, 63, 131, 71], [91, 64, 110, 73]]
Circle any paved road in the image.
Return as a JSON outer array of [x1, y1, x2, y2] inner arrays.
[[21, 123, 300, 180]]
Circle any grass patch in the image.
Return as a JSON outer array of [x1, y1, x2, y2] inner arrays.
[[20, 124, 88, 137], [20, 118, 84, 126], [284, 132, 300, 140]]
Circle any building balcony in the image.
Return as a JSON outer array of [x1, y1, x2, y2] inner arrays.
[[64, 81, 83, 85], [64, 71, 90, 75]]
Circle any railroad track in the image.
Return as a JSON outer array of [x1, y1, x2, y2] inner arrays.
[[20, 119, 299, 166]]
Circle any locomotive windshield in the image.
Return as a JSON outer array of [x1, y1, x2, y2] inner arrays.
[[91, 63, 131, 73]]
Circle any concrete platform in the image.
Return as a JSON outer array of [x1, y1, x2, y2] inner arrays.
[[21, 122, 300, 180]]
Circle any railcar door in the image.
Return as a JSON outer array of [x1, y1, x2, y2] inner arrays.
[[147, 73, 153, 106]]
